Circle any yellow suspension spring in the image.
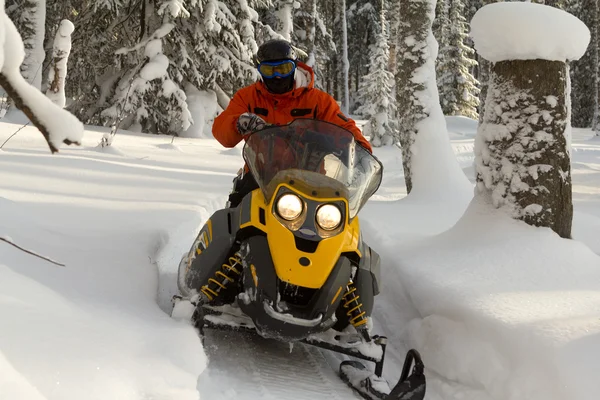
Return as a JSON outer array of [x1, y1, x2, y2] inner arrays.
[[342, 281, 367, 328], [200, 256, 242, 301]]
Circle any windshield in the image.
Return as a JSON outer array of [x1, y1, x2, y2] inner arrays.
[[242, 119, 382, 218]]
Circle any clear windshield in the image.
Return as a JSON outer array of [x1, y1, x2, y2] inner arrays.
[[242, 119, 382, 218]]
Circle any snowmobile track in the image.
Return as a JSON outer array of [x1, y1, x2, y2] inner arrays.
[[198, 327, 362, 400]]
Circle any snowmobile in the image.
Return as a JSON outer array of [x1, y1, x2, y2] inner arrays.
[[172, 119, 426, 400]]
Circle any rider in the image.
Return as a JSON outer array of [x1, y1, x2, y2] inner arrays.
[[212, 39, 372, 207]]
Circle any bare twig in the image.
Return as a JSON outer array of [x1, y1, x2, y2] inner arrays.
[[0, 237, 65, 267], [0, 122, 30, 150]]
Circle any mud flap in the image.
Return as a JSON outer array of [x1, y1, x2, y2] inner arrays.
[[339, 349, 425, 400]]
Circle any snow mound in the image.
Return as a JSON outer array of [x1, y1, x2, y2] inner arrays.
[[399, 195, 600, 400], [471, 2, 590, 62]]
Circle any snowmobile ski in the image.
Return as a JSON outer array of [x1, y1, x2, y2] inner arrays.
[[339, 349, 425, 400]]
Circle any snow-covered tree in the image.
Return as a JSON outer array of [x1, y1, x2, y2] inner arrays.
[[61, 0, 269, 137], [437, 0, 480, 119], [354, 0, 395, 146], [471, 2, 590, 238], [274, 0, 296, 40], [6, 0, 46, 90], [395, 0, 471, 195], [395, 0, 431, 192], [46, 19, 74, 108], [293, 0, 335, 87], [0, 0, 82, 152], [347, 0, 379, 102]]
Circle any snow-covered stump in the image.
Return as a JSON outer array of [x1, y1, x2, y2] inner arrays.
[[46, 20, 74, 108], [471, 2, 590, 238]]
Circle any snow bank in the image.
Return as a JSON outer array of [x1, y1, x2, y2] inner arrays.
[[471, 2, 590, 62], [397, 195, 600, 400]]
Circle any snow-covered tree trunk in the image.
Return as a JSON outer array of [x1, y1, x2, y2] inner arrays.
[[275, 0, 295, 40], [471, 2, 590, 238], [395, 0, 471, 196], [46, 20, 74, 108]]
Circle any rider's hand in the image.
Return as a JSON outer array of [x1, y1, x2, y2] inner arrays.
[[237, 112, 267, 136]]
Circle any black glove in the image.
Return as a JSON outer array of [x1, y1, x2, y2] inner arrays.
[[237, 112, 267, 136]]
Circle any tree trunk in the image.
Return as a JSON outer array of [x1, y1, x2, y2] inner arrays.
[[341, 0, 350, 114], [476, 60, 573, 238]]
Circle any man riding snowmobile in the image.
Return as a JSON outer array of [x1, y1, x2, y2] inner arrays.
[[173, 40, 426, 400], [212, 39, 372, 207]]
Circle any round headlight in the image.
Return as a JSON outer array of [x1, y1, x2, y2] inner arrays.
[[277, 193, 303, 220], [316, 204, 342, 230]]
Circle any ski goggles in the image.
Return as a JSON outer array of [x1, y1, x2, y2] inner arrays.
[[257, 60, 296, 78]]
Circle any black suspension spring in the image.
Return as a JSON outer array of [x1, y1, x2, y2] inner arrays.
[[200, 255, 242, 301]]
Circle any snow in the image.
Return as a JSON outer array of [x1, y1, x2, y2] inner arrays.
[[1, 117, 600, 400], [181, 85, 219, 138], [470, 2, 590, 63], [396, 194, 600, 400]]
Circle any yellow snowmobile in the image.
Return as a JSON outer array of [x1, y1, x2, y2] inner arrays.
[[173, 119, 425, 400]]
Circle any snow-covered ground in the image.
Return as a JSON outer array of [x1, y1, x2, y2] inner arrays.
[[1, 116, 599, 400]]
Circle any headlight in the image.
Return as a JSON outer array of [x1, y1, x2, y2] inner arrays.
[[277, 193, 303, 220], [316, 204, 342, 230]]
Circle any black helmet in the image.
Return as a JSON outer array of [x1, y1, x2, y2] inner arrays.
[[254, 39, 298, 65]]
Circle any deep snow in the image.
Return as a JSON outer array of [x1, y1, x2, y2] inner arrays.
[[1, 116, 599, 400]]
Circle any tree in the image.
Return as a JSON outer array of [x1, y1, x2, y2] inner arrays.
[[570, 0, 598, 128], [340, 0, 350, 114], [6, 0, 46, 90], [46, 19, 74, 108], [437, 0, 480, 119], [59, 0, 269, 137], [355, 0, 395, 147], [471, 2, 588, 238], [395, 0, 432, 193], [347, 0, 379, 102], [395, 0, 470, 195]]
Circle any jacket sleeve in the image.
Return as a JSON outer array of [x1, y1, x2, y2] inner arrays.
[[212, 90, 249, 148], [318, 92, 373, 153]]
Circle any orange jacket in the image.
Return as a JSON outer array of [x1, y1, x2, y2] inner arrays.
[[212, 62, 372, 153]]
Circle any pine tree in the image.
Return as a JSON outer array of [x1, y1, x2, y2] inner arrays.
[[292, 0, 335, 87], [570, 0, 598, 128], [354, 0, 396, 146], [437, 0, 480, 119], [59, 0, 269, 137], [396, 0, 431, 193], [347, 0, 379, 107], [6, 0, 46, 90]]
